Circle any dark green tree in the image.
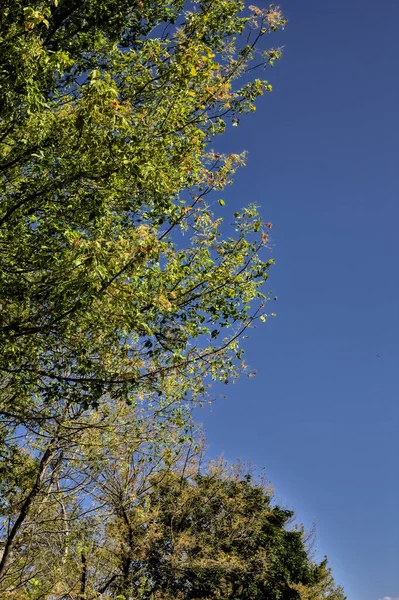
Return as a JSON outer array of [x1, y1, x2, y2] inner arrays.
[[95, 461, 346, 600]]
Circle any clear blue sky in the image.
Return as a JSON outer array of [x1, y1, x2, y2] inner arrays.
[[198, 1, 399, 599]]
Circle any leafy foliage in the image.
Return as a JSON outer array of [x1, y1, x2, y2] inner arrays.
[[123, 467, 316, 600], [0, 0, 285, 420]]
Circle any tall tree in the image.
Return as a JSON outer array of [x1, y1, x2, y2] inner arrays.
[[0, 392, 197, 595], [0, 1, 285, 421]]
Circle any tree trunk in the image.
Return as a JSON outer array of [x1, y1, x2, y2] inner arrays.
[[0, 441, 56, 579]]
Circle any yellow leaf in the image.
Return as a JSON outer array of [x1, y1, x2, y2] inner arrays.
[[190, 66, 197, 76]]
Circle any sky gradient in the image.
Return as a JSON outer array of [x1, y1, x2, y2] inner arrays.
[[197, 1, 399, 599]]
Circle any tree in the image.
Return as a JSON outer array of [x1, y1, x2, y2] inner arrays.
[[0, 0, 285, 424], [0, 392, 198, 596], [105, 462, 345, 600], [0, 416, 346, 600]]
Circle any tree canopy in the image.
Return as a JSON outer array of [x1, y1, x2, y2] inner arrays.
[[1, 0, 284, 423]]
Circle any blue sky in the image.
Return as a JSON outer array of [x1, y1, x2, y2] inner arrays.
[[198, 1, 399, 599]]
